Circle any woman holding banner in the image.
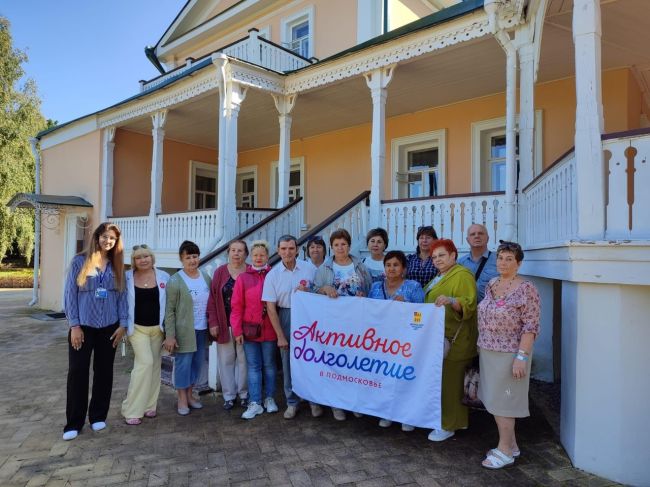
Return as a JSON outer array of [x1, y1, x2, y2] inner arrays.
[[478, 241, 540, 469], [368, 250, 423, 431], [314, 228, 372, 421], [424, 239, 477, 442]]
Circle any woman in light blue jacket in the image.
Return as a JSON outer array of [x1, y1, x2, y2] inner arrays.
[[121, 244, 170, 425]]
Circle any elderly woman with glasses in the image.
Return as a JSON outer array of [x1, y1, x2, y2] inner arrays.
[[424, 239, 477, 442], [478, 241, 540, 469], [406, 225, 439, 287], [121, 245, 170, 425]]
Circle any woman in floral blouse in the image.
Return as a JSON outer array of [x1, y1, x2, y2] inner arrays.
[[477, 241, 540, 470]]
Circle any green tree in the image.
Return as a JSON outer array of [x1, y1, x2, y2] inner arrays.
[[0, 16, 47, 264]]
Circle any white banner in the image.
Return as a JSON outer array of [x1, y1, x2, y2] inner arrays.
[[290, 291, 445, 429]]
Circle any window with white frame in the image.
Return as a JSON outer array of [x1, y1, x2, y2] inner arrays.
[[281, 8, 314, 59], [189, 161, 217, 210], [391, 130, 447, 199], [471, 111, 543, 192], [236, 167, 257, 208], [270, 158, 305, 207]]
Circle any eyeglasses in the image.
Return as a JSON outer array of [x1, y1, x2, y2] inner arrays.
[[132, 244, 150, 251], [497, 240, 522, 252]]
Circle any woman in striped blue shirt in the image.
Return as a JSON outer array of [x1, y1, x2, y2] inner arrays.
[[63, 222, 128, 441]]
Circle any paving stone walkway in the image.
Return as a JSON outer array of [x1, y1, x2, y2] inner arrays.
[[0, 289, 617, 487]]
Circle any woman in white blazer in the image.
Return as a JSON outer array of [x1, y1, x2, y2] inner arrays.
[[121, 244, 170, 425]]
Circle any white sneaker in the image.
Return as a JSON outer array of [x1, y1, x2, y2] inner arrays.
[[62, 430, 78, 441], [428, 429, 455, 442], [401, 424, 415, 432], [332, 408, 346, 421], [241, 402, 264, 420], [264, 397, 279, 413], [310, 403, 324, 417], [283, 405, 298, 419], [91, 421, 106, 432], [378, 419, 393, 428]]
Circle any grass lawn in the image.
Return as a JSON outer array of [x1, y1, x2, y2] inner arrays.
[[0, 266, 34, 288]]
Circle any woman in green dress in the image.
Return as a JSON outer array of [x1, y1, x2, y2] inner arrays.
[[424, 239, 478, 442]]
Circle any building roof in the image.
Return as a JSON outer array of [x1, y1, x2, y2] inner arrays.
[[37, 0, 485, 140], [7, 193, 93, 210]]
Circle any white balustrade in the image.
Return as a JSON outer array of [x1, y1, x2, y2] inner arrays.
[[310, 199, 369, 255], [237, 208, 275, 230], [244, 200, 304, 246], [110, 208, 277, 254], [520, 152, 577, 248], [381, 194, 506, 253], [221, 32, 311, 73], [141, 60, 197, 92], [109, 216, 148, 251], [603, 133, 650, 240], [200, 200, 304, 273]]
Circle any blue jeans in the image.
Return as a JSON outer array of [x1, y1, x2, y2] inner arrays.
[[174, 329, 207, 389], [243, 340, 277, 404], [278, 307, 300, 406]]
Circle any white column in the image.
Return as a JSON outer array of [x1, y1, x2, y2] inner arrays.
[[518, 41, 536, 189], [224, 83, 247, 239], [273, 95, 297, 208], [29, 138, 41, 307], [100, 127, 116, 222], [148, 110, 167, 247], [364, 65, 395, 229], [573, 0, 605, 239]]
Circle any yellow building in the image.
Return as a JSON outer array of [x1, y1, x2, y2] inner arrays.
[[13, 1, 650, 484]]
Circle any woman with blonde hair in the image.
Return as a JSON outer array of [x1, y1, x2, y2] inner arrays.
[[62, 222, 128, 441], [230, 240, 279, 420], [121, 244, 170, 425]]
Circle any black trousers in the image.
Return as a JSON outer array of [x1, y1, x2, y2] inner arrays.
[[64, 323, 119, 432]]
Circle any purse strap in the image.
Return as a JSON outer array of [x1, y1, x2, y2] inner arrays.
[[474, 252, 491, 281], [450, 321, 464, 345]]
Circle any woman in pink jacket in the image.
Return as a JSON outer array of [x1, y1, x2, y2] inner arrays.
[[231, 240, 278, 420]]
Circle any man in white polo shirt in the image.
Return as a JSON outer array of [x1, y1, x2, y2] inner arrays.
[[262, 234, 320, 419]]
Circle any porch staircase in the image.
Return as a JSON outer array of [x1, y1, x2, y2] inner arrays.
[[199, 191, 372, 274]]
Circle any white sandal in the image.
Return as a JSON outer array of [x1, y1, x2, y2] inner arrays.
[[482, 448, 515, 469]]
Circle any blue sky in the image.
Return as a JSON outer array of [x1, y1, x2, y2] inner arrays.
[[2, 0, 184, 124]]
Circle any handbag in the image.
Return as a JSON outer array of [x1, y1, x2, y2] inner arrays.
[[242, 321, 262, 339], [443, 322, 464, 358], [462, 356, 485, 410]]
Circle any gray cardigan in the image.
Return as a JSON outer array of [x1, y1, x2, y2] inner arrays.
[[313, 255, 372, 296]]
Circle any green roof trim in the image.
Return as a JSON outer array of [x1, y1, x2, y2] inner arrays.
[[38, 0, 485, 139], [286, 0, 485, 73], [7, 193, 93, 209]]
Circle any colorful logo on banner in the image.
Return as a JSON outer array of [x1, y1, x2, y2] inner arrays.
[[290, 292, 445, 429], [410, 311, 424, 330]]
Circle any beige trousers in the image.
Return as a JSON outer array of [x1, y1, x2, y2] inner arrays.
[[121, 325, 164, 419], [217, 331, 248, 401]]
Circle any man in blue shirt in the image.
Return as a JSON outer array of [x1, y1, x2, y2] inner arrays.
[[457, 224, 497, 303]]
